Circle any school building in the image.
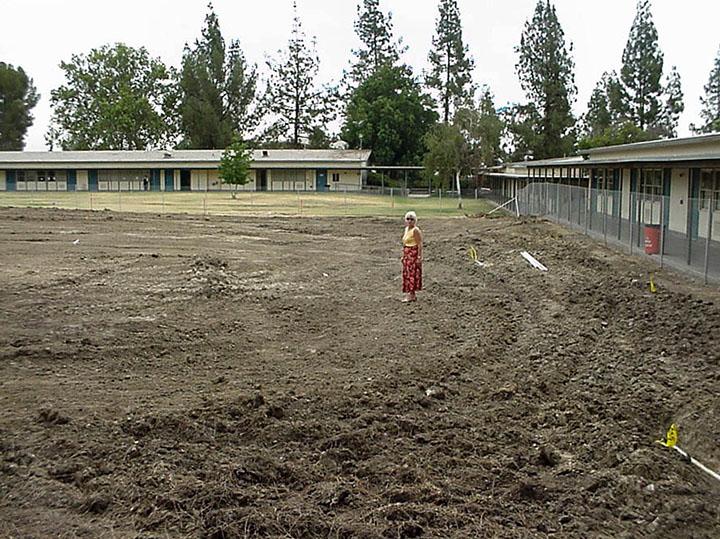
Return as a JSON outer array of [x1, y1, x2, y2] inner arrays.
[[0, 149, 372, 192], [482, 133, 720, 281]]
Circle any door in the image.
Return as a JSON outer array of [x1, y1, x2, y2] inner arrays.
[[150, 169, 161, 191], [316, 169, 327, 192], [257, 169, 267, 191], [6, 170, 16, 191], [165, 169, 174, 191], [689, 168, 700, 239], [180, 170, 191, 191], [67, 170, 77, 191], [89, 170, 99, 191]]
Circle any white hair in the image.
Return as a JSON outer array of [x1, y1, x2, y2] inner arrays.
[[404, 211, 417, 221]]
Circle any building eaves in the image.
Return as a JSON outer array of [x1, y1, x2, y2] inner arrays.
[[583, 132, 720, 155]]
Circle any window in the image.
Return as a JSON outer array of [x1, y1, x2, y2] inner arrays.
[[640, 169, 663, 197], [700, 169, 720, 210], [332, 173, 340, 183]]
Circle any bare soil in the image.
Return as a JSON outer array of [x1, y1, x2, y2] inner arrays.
[[0, 207, 718, 538]]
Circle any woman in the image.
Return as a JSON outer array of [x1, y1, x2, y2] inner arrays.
[[401, 211, 423, 302]]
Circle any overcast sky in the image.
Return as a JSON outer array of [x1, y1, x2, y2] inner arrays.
[[2, 0, 719, 150]]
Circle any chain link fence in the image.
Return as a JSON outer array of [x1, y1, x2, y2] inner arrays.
[[511, 182, 720, 284]]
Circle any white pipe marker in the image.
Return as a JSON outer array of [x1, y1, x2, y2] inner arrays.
[[520, 251, 547, 271]]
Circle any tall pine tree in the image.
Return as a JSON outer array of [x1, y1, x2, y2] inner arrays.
[[426, 0, 474, 123], [349, 0, 404, 84], [661, 66, 684, 138], [693, 46, 720, 134], [619, 0, 664, 132], [263, 2, 335, 147], [582, 72, 615, 138], [0, 63, 39, 150], [578, 71, 652, 149], [515, 0, 576, 159], [179, 4, 259, 148]]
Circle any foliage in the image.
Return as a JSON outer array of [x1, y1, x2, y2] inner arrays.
[[577, 121, 655, 150], [692, 46, 720, 134], [47, 43, 176, 150], [0, 63, 39, 150], [454, 88, 504, 169], [341, 63, 437, 166], [262, 2, 336, 147], [348, 0, 404, 85], [219, 139, 252, 196], [585, 1, 684, 141], [426, 0, 474, 123], [500, 103, 542, 162], [422, 122, 466, 189], [659, 66, 684, 138], [619, 0, 664, 132], [179, 4, 259, 149], [515, 0, 576, 159], [582, 72, 619, 138]]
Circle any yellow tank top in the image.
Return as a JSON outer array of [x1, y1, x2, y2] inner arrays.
[[403, 226, 418, 247]]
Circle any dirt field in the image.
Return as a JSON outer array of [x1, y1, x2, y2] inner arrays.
[[1, 207, 718, 538]]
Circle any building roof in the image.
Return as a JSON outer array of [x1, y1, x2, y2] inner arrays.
[[582, 132, 720, 156], [0, 149, 373, 169]]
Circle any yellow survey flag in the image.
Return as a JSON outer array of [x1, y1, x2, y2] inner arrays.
[[657, 423, 678, 447], [468, 246, 478, 262], [650, 273, 657, 293]]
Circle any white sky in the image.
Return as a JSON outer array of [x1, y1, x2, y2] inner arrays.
[[1, 0, 718, 150]]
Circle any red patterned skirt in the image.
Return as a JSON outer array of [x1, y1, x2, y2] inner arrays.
[[402, 246, 422, 293]]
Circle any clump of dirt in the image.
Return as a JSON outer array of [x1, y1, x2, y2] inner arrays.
[[0, 208, 718, 538]]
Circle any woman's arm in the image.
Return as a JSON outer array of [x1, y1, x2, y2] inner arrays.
[[414, 228, 423, 261]]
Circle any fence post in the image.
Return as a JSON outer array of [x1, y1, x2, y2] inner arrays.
[[556, 174, 561, 224], [660, 195, 666, 269], [629, 191, 635, 255], [603, 183, 608, 247], [704, 197, 713, 284], [584, 181, 590, 235]]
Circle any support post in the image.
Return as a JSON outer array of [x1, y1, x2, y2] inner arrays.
[[704, 197, 713, 284]]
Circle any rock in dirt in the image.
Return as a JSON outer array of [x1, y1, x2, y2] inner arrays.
[[266, 405, 285, 419], [539, 445, 561, 467], [425, 386, 446, 400], [37, 407, 70, 425]]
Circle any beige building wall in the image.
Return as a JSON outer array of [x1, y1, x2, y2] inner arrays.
[[219, 169, 257, 191], [270, 169, 313, 191], [0, 170, 5, 190], [698, 201, 720, 241], [620, 168, 631, 219], [328, 170, 362, 191]]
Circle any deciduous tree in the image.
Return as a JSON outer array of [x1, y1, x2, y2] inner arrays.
[[48, 43, 176, 150], [341, 64, 437, 165], [0, 63, 39, 150], [423, 122, 466, 190], [219, 138, 252, 197], [454, 88, 504, 169]]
